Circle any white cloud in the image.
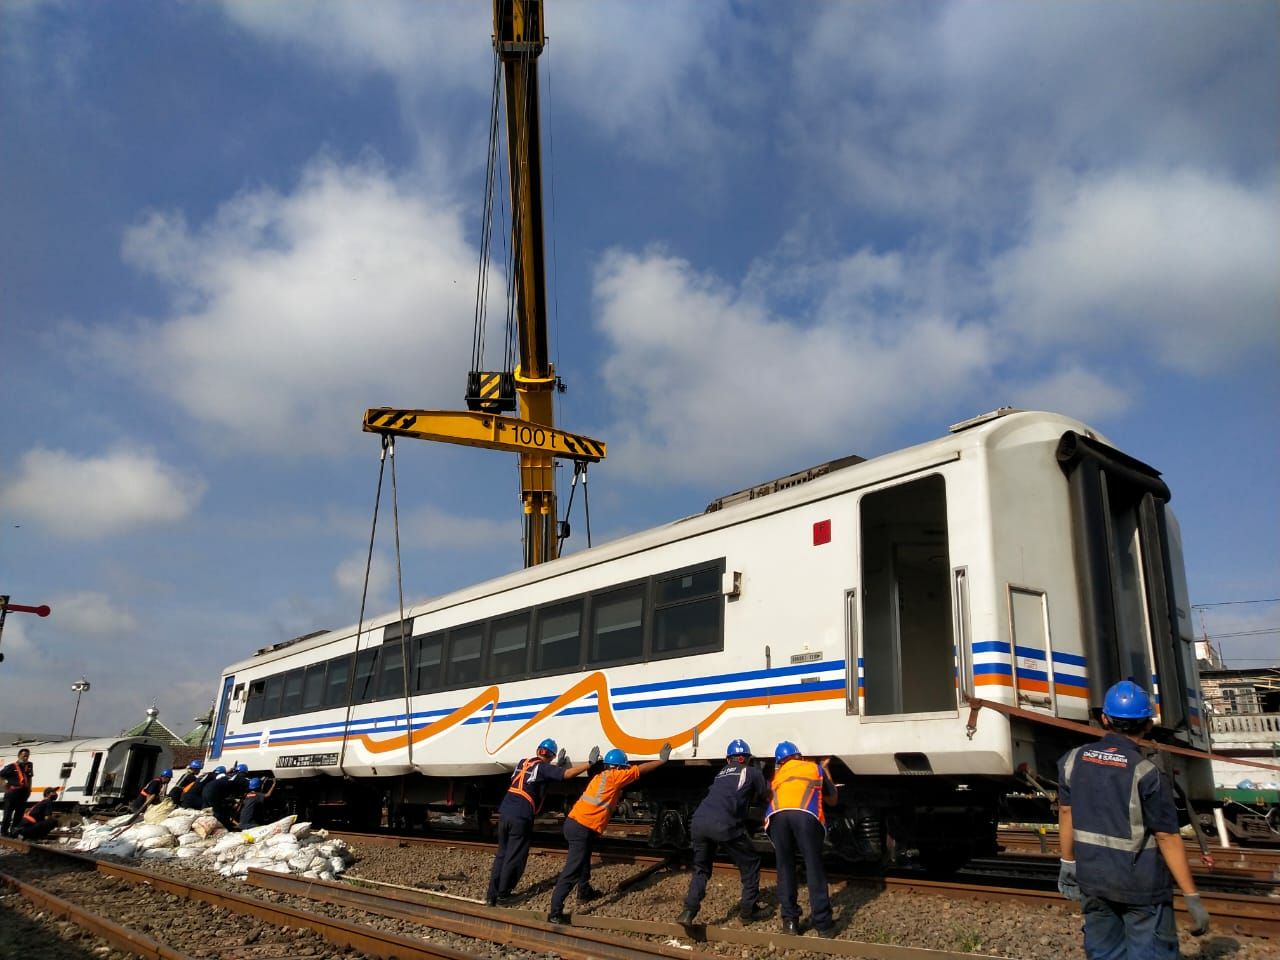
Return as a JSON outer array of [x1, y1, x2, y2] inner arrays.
[[0, 447, 205, 540], [334, 546, 393, 601], [593, 247, 992, 485], [1008, 367, 1133, 423], [991, 170, 1280, 373], [47, 591, 139, 636], [104, 157, 492, 455], [406, 503, 516, 551]]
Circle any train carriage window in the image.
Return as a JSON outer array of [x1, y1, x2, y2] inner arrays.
[[352, 648, 380, 704], [490, 613, 530, 680], [653, 562, 723, 656], [260, 674, 285, 720], [446, 624, 485, 687], [301, 663, 327, 711], [243, 679, 267, 723], [323, 655, 352, 708], [377, 641, 406, 700], [537, 600, 582, 672], [280, 668, 305, 715], [413, 633, 444, 693], [590, 585, 645, 665], [84, 752, 103, 796]]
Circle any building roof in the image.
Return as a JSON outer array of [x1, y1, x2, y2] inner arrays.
[[119, 707, 185, 746]]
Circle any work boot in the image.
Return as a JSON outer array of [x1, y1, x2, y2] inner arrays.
[[813, 924, 837, 938], [578, 885, 603, 902], [547, 911, 570, 925], [677, 907, 697, 926], [781, 919, 802, 936], [740, 903, 770, 923], [484, 895, 497, 907]]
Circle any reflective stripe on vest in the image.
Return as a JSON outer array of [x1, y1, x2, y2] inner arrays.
[[765, 759, 826, 827], [1062, 747, 1159, 856], [506, 758, 543, 813]]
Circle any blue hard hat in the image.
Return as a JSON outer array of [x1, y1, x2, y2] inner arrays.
[[248, 777, 262, 790], [726, 739, 751, 758], [161, 769, 172, 778], [538, 738, 558, 755], [603, 748, 628, 767], [214, 765, 227, 774], [236, 763, 249, 773], [1103, 680, 1155, 720], [774, 741, 800, 764], [189, 759, 203, 770]]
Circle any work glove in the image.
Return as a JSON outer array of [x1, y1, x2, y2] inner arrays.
[[1184, 893, 1210, 936], [1057, 859, 1080, 901], [555, 748, 570, 768], [588, 745, 601, 765], [659, 742, 672, 762]]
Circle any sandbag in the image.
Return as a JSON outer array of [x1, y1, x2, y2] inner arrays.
[[98, 837, 138, 858], [161, 815, 196, 836], [141, 847, 175, 860], [290, 821, 312, 838], [138, 834, 176, 850], [241, 815, 296, 844], [211, 832, 248, 854], [177, 833, 209, 848], [104, 813, 134, 828], [129, 824, 170, 842], [191, 816, 223, 838], [174, 846, 202, 859]]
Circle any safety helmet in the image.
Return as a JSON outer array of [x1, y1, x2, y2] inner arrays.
[[248, 777, 262, 791], [603, 748, 628, 767], [537, 737, 558, 756], [1103, 680, 1155, 720], [726, 739, 751, 759], [161, 769, 172, 778], [774, 741, 800, 764], [189, 759, 203, 770], [214, 765, 227, 774], [236, 763, 249, 773]]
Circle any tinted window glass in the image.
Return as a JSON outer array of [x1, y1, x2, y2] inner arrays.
[[280, 668, 305, 715], [653, 565, 722, 654], [352, 648, 379, 704], [537, 600, 582, 672], [261, 674, 285, 719], [377, 641, 406, 700], [301, 663, 327, 711], [490, 613, 529, 680], [590, 586, 645, 664], [413, 633, 443, 693], [447, 625, 484, 687], [243, 679, 267, 723], [323, 656, 351, 708]]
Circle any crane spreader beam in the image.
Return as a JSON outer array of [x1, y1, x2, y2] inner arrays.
[[364, 408, 606, 463]]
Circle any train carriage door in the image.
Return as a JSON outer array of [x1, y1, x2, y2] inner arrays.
[[209, 675, 235, 761], [859, 474, 954, 716], [1009, 587, 1056, 714]]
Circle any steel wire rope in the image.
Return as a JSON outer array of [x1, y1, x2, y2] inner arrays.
[[388, 437, 413, 770], [471, 53, 505, 378], [338, 436, 390, 775]]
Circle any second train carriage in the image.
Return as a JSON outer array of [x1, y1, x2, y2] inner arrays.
[[208, 409, 1212, 867], [0, 736, 174, 811]]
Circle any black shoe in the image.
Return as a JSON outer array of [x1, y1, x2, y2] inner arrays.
[[496, 893, 519, 906], [814, 925, 837, 939], [547, 911, 570, 925], [485, 895, 498, 907], [740, 903, 770, 923], [578, 885, 602, 902], [781, 919, 802, 936], [677, 907, 697, 925]]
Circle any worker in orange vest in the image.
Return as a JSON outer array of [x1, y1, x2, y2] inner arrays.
[[765, 741, 838, 936], [547, 743, 671, 924], [17, 787, 61, 841], [1, 747, 34, 837]]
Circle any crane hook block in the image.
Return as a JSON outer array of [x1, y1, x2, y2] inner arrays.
[[466, 371, 517, 414]]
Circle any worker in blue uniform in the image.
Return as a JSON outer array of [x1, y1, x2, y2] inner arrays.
[[765, 740, 838, 937], [16, 787, 60, 841], [131, 769, 172, 812], [1057, 679, 1210, 959], [1, 748, 34, 837], [486, 738, 593, 906], [168, 759, 203, 806], [678, 738, 770, 926], [202, 765, 237, 829], [238, 776, 276, 829]]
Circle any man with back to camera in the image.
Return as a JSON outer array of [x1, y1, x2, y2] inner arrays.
[[1, 747, 34, 837], [765, 740, 838, 937], [237, 776, 276, 829], [486, 737, 593, 906], [132, 768, 172, 813], [547, 743, 671, 925], [168, 759, 203, 806], [678, 738, 770, 926], [1057, 679, 1211, 959]]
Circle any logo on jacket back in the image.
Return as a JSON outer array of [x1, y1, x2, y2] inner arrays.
[[1081, 746, 1129, 768]]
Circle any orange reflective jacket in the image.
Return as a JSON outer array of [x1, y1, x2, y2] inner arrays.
[[569, 765, 642, 833], [764, 759, 828, 829]]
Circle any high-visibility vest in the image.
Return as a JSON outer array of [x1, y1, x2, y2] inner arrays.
[[765, 759, 828, 829], [506, 758, 545, 813], [569, 765, 642, 833]]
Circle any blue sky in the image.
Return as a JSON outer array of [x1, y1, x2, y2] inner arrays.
[[2, 1, 1276, 737]]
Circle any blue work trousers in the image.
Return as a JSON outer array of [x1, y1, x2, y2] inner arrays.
[[767, 810, 831, 929], [487, 814, 533, 900], [683, 823, 761, 913], [1081, 896, 1178, 960], [549, 817, 596, 916]]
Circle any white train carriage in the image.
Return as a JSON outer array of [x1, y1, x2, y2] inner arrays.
[[1, 736, 174, 811], [208, 409, 1211, 866]]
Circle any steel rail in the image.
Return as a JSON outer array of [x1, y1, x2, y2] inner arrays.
[[0, 866, 195, 960], [249, 868, 716, 960]]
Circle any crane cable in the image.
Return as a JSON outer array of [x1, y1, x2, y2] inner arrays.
[[556, 461, 593, 552], [338, 435, 414, 775], [470, 53, 504, 378]]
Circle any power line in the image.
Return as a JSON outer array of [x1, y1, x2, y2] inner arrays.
[[1192, 598, 1280, 608], [1205, 628, 1280, 639]]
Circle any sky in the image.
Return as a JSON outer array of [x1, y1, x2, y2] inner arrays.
[[1, 0, 1277, 738]]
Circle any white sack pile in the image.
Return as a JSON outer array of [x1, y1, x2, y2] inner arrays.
[[73, 812, 356, 880]]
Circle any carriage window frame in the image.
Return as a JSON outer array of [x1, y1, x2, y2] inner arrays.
[[489, 611, 531, 680], [351, 647, 380, 705], [649, 560, 725, 662], [301, 662, 327, 712], [260, 673, 285, 720], [412, 631, 445, 694], [323, 654, 352, 708], [532, 597, 585, 675], [280, 667, 306, 716], [588, 580, 649, 667], [243, 679, 267, 723], [445, 622, 487, 689]]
